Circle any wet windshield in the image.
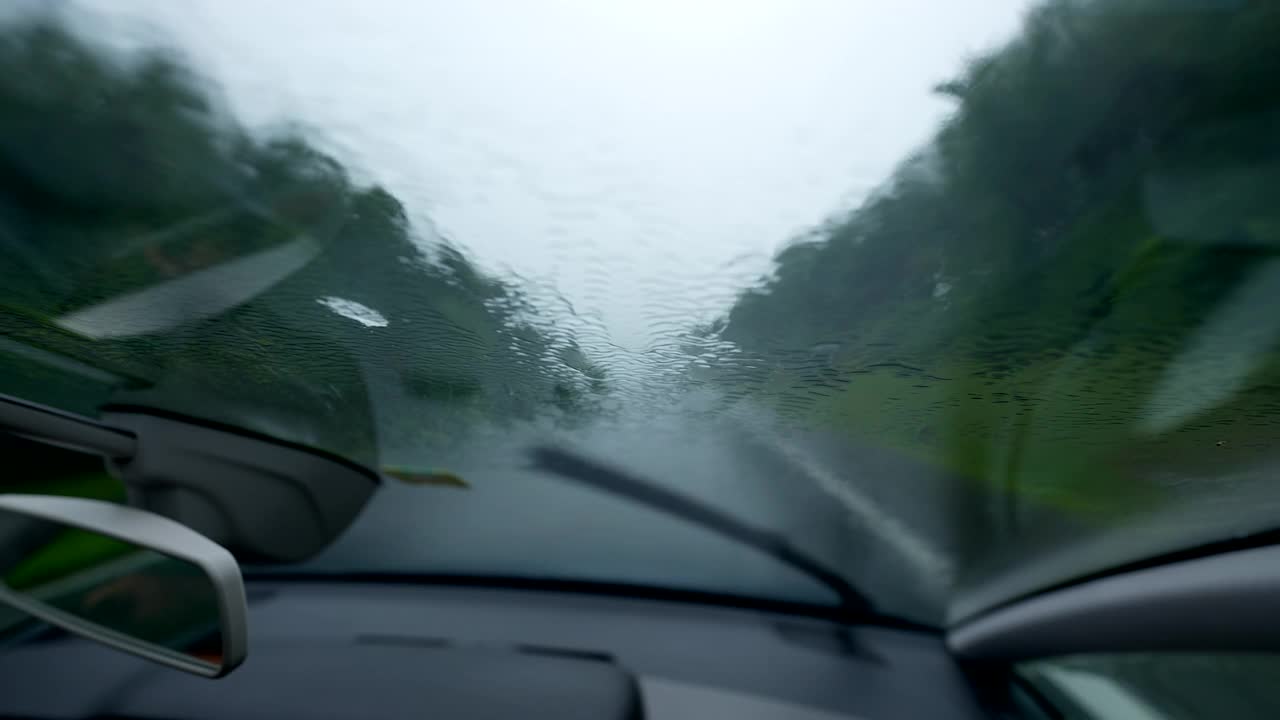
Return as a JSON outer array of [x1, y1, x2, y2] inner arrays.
[[3, 0, 1280, 626]]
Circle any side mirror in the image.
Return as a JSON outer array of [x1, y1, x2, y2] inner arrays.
[[0, 494, 247, 677]]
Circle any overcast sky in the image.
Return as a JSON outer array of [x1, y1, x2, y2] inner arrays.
[[74, 0, 1032, 353]]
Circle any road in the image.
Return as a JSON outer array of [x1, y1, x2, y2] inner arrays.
[[300, 392, 975, 625], [302, 375, 1280, 628]]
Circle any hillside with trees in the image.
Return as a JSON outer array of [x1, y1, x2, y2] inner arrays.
[[709, 0, 1280, 516], [0, 15, 605, 466]]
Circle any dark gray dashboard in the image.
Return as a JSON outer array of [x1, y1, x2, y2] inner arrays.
[[0, 581, 988, 719]]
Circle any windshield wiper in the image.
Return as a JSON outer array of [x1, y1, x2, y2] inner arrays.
[[527, 446, 873, 619]]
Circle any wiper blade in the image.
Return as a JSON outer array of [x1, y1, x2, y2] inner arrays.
[[527, 446, 873, 618]]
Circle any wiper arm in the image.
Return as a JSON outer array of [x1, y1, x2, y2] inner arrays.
[[527, 446, 873, 618]]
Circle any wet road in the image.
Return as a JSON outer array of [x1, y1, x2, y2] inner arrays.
[[296, 376, 1280, 629], [301, 393, 968, 625]]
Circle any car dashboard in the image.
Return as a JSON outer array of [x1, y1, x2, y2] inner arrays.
[[0, 581, 990, 720]]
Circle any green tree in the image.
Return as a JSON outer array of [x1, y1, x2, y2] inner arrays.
[[712, 0, 1280, 523], [0, 14, 605, 466]]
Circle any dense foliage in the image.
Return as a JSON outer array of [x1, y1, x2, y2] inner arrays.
[[0, 16, 604, 465], [713, 0, 1280, 514]]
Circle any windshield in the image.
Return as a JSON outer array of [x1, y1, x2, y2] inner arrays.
[[3, 0, 1280, 626]]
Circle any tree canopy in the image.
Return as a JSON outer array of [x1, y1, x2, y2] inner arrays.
[[0, 15, 605, 465], [712, 0, 1280, 517]]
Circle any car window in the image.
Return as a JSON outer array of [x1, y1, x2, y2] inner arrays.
[[3, 0, 1280, 626], [1019, 653, 1280, 720]]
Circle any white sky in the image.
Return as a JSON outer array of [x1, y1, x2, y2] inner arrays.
[[75, 0, 1032, 353]]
